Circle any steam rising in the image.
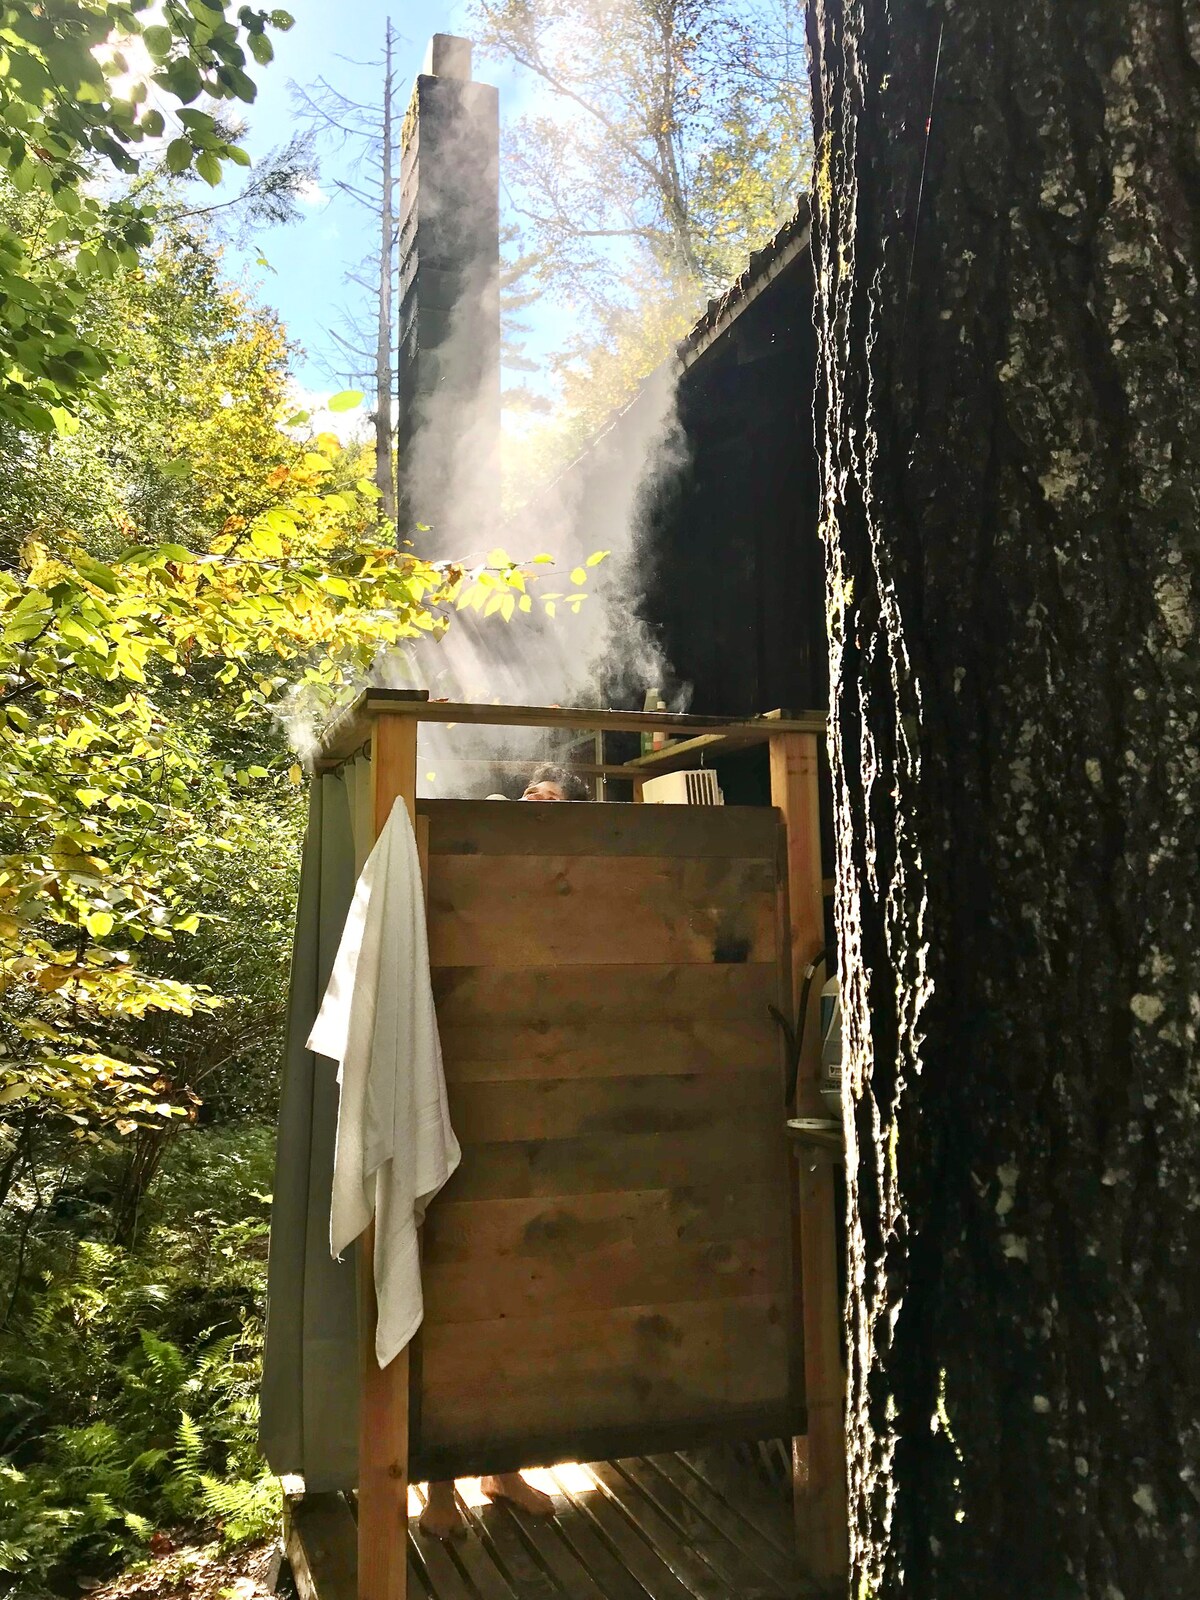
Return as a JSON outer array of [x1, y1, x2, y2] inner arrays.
[[385, 339, 691, 797], [288, 38, 692, 793]]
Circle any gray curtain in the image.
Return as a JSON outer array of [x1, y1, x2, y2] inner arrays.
[[259, 770, 362, 1489]]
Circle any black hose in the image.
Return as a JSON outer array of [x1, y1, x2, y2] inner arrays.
[[770, 948, 829, 1108]]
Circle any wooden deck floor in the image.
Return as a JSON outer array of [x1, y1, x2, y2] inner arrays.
[[287, 1449, 814, 1600]]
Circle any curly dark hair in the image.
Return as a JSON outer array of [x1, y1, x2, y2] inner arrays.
[[528, 763, 591, 801]]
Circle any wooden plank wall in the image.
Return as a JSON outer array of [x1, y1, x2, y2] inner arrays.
[[412, 800, 801, 1480]]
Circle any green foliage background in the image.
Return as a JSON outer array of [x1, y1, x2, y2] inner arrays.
[[0, 10, 538, 1592], [0, 1128, 278, 1594], [0, 4, 794, 1593], [0, 184, 310, 1584]]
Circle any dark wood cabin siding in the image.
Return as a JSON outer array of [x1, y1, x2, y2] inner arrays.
[[637, 246, 825, 722]]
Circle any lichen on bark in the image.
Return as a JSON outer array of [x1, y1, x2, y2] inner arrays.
[[807, 0, 1200, 1593]]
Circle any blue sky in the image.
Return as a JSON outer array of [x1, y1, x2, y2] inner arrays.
[[218, 0, 537, 400]]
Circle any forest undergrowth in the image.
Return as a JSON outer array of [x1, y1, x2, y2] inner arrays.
[[0, 1125, 280, 1597], [1, 1120, 281, 1593]]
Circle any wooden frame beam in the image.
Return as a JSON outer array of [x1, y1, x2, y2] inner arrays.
[[316, 691, 825, 765], [768, 731, 847, 1587], [355, 712, 419, 1600]]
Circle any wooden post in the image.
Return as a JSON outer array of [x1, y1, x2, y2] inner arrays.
[[357, 709, 420, 1600], [769, 731, 848, 1586]]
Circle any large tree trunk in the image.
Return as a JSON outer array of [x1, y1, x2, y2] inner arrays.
[[807, 0, 1199, 1594]]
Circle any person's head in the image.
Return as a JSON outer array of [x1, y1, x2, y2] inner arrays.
[[520, 763, 591, 802]]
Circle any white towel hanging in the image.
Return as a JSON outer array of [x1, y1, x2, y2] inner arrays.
[[307, 797, 460, 1367]]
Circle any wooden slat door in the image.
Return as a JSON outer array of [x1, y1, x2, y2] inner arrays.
[[412, 800, 800, 1480]]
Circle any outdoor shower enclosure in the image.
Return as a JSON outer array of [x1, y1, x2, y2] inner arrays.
[[262, 691, 845, 1598]]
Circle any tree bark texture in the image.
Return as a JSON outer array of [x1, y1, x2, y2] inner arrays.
[[807, 0, 1199, 1594]]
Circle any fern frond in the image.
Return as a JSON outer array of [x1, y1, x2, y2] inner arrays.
[[175, 1410, 206, 1480], [199, 1471, 279, 1547]]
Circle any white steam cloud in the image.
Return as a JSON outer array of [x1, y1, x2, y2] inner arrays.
[[287, 44, 691, 794], [379, 266, 689, 797]]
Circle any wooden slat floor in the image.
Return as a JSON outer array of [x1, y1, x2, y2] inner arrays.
[[287, 1450, 814, 1600]]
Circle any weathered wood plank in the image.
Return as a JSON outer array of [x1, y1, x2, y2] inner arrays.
[[612, 1458, 791, 1600], [440, 1494, 521, 1600], [486, 1497, 612, 1600], [642, 1455, 795, 1590], [585, 1460, 737, 1600], [459, 1499, 567, 1600], [445, 1072, 779, 1146], [420, 1297, 791, 1447], [286, 1492, 358, 1600], [424, 1234, 783, 1324], [407, 1524, 475, 1600], [538, 1487, 658, 1600], [439, 1018, 778, 1083], [424, 1185, 787, 1264], [549, 1466, 697, 1600], [407, 1551, 433, 1600], [437, 1123, 788, 1203], [678, 1446, 796, 1562], [431, 964, 783, 1027], [427, 856, 779, 969], [315, 691, 824, 766], [420, 800, 783, 861]]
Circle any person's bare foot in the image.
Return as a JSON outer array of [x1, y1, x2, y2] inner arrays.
[[418, 1480, 466, 1541], [481, 1472, 556, 1517]]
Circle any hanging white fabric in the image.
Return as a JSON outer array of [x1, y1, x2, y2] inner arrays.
[[307, 796, 460, 1367]]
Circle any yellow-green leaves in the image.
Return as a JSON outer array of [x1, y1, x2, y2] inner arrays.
[[166, 138, 193, 174], [195, 151, 223, 187], [3, 592, 52, 643], [0, 1, 293, 432]]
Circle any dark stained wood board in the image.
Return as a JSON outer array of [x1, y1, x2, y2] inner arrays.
[[445, 1071, 779, 1144], [437, 1124, 784, 1203], [427, 855, 779, 969], [423, 1233, 782, 1324], [419, 799, 784, 860], [438, 1018, 776, 1081], [418, 1295, 793, 1471], [414, 800, 798, 1479], [431, 962, 782, 1025], [411, 1407, 806, 1488], [424, 1185, 787, 1262]]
